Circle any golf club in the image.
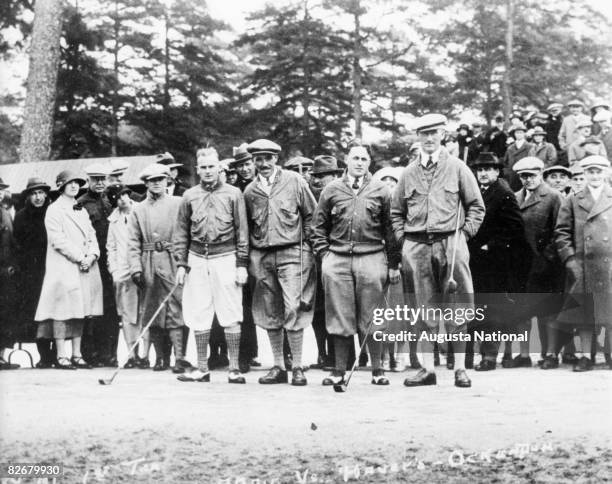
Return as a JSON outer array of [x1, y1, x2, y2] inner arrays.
[[333, 289, 390, 393], [299, 204, 312, 312], [447, 199, 463, 294], [98, 282, 179, 386]]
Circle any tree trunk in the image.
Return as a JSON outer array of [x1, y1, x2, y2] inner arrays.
[[502, 0, 514, 128], [19, 0, 64, 163], [111, 0, 120, 157], [352, 0, 362, 140], [163, 7, 171, 112], [301, 0, 311, 156]]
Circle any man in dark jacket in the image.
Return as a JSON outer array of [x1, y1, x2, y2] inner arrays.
[[504, 123, 534, 191], [483, 116, 508, 159], [78, 163, 118, 367], [467, 154, 530, 371], [13, 178, 55, 368]]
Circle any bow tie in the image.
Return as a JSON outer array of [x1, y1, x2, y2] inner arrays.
[[73, 203, 83, 211]]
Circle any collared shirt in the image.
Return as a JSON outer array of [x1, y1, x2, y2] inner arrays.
[[347, 174, 362, 191], [258, 166, 279, 195], [419, 148, 441, 167], [588, 184, 604, 201], [515, 139, 525, 149]]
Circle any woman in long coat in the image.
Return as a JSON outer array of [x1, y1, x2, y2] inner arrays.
[[13, 178, 55, 367], [35, 170, 103, 369]]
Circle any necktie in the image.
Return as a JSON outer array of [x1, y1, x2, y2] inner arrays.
[[524, 190, 532, 202], [425, 156, 433, 168], [352, 177, 360, 190]]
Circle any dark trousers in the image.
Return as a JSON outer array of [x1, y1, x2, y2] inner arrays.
[[239, 276, 258, 362]]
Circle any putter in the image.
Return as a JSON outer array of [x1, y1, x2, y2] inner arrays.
[[98, 282, 179, 386], [447, 200, 463, 294], [298, 201, 312, 312], [334, 290, 390, 393]]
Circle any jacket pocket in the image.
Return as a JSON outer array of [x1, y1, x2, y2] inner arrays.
[[403, 187, 424, 225], [366, 199, 382, 224], [279, 199, 298, 228]]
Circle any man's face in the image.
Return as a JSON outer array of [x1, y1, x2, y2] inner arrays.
[[585, 167, 605, 188], [514, 130, 526, 141], [170, 167, 179, 179], [108, 173, 123, 185], [519, 172, 542, 190], [459, 128, 468, 137], [476, 166, 500, 186], [117, 193, 131, 210], [309, 173, 337, 195], [345, 146, 371, 177], [571, 174, 586, 193], [597, 120, 610, 132], [89, 175, 107, 193], [578, 126, 591, 137], [569, 105, 582, 116], [418, 128, 443, 154], [545, 172, 569, 192], [227, 172, 238, 185], [197, 157, 221, 185], [253, 153, 278, 179], [29, 189, 47, 208], [235, 159, 255, 180], [549, 107, 561, 117], [533, 134, 545, 144], [146, 176, 168, 195]]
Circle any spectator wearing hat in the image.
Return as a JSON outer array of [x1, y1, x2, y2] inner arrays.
[[285, 156, 314, 182], [569, 165, 586, 195], [569, 134, 607, 167], [558, 100, 589, 151], [593, 111, 612, 161], [543, 165, 572, 197], [528, 126, 557, 167], [472, 122, 487, 154], [127, 164, 189, 374], [222, 159, 239, 186], [0, 177, 19, 370], [106, 184, 149, 369], [35, 170, 103, 370], [483, 115, 508, 159], [157, 152, 188, 196], [554, 155, 612, 371], [107, 161, 144, 203], [456, 123, 478, 163], [313, 145, 401, 387], [546, 103, 564, 149], [231, 144, 256, 193], [244, 139, 317, 386], [308, 155, 345, 371], [508, 157, 564, 368], [13, 178, 55, 368], [466, 154, 529, 371], [503, 123, 534, 191], [589, 98, 610, 136], [391, 114, 485, 388]]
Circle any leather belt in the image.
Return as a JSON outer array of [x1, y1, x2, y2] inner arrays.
[[142, 241, 172, 252], [403, 231, 454, 245]]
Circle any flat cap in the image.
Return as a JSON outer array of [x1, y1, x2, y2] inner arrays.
[[373, 166, 401, 183], [84, 162, 110, 177], [546, 103, 563, 112], [513, 156, 544, 174], [285, 156, 314, 171], [247, 139, 281, 155], [569, 165, 584, 176], [413, 113, 447, 133], [580, 155, 611, 170], [593, 110, 612, 123], [567, 99, 584, 107], [139, 163, 170, 182], [543, 165, 571, 178], [109, 159, 129, 176], [531, 126, 547, 136], [579, 136, 602, 147]]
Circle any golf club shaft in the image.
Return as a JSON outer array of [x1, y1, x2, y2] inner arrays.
[[448, 200, 463, 281]]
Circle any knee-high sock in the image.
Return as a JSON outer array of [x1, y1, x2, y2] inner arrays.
[[194, 330, 211, 372], [286, 329, 304, 369], [150, 327, 165, 362], [168, 328, 184, 361], [334, 335, 351, 373], [224, 326, 241, 372], [366, 334, 382, 372], [267, 329, 285, 370]]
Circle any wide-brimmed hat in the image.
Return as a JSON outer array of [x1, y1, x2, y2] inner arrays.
[[0, 177, 8, 190], [590, 98, 610, 111], [232, 143, 252, 165], [56, 170, 86, 191], [155, 152, 182, 170], [456, 123, 470, 132], [531, 126, 547, 137], [470, 152, 504, 169], [23, 177, 50, 195], [311, 155, 343, 175]]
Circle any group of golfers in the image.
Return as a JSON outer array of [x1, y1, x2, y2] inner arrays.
[[1, 111, 611, 389]]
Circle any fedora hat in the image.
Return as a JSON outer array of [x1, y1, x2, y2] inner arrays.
[[232, 143, 252, 165], [470, 152, 503, 169], [23, 177, 50, 195], [56, 170, 86, 192], [311, 155, 343, 175]]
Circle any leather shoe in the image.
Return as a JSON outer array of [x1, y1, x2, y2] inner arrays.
[[228, 370, 246, 384], [35, 361, 54, 369], [177, 369, 210, 382], [71, 356, 92, 369], [136, 357, 150, 369], [540, 355, 559, 370], [123, 357, 138, 369], [474, 359, 496, 371], [258, 366, 288, 384], [249, 358, 262, 367], [322, 371, 345, 386], [291, 367, 307, 386], [511, 355, 532, 368], [371, 369, 389, 385], [152, 358, 169, 371], [561, 353, 579, 365], [573, 356, 593, 372], [0, 357, 20, 370], [404, 369, 436, 387], [454, 369, 472, 388], [501, 354, 513, 368]]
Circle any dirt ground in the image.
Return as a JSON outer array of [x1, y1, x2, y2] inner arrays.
[[1, 331, 611, 484]]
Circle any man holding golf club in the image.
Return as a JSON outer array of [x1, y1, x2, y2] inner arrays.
[[173, 148, 249, 384], [243, 139, 317, 386], [312, 143, 401, 388], [391, 113, 484, 388]]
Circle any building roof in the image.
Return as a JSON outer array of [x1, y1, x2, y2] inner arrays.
[[0, 155, 160, 193]]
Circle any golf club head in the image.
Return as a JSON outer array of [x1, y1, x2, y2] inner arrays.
[[447, 279, 458, 294], [333, 383, 347, 393], [98, 379, 112, 386]]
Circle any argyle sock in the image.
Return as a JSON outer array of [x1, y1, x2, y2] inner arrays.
[[224, 326, 241, 372], [168, 328, 184, 361], [267, 329, 286, 370], [366, 334, 382, 372], [194, 330, 211, 372], [334, 335, 351, 373], [286, 329, 304, 369]]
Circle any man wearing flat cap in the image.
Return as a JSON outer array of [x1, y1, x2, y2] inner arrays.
[[528, 126, 557, 168], [559, 100, 589, 151], [509, 156, 564, 368], [285, 156, 314, 183], [554, 155, 612, 371], [467, 154, 529, 371], [391, 114, 485, 388], [127, 163, 188, 373], [243, 139, 317, 386], [78, 162, 119, 368], [568, 120, 606, 166], [543, 165, 572, 197], [503, 123, 534, 191]]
